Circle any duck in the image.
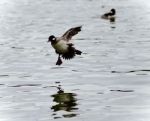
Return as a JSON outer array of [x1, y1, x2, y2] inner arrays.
[[101, 8, 116, 21], [48, 26, 82, 65]]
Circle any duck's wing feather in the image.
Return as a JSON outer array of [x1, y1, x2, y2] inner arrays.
[[62, 26, 82, 41]]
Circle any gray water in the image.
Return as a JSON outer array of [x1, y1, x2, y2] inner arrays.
[[0, 0, 150, 121]]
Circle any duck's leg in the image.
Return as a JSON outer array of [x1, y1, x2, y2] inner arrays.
[[56, 54, 63, 65]]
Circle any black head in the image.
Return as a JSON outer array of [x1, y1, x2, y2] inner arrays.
[[48, 35, 56, 43], [111, 8, 116, 15]]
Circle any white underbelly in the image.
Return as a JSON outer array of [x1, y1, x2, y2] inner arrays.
[[53, 41, 68, 53]]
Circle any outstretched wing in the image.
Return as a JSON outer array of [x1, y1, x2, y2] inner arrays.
[[62, 26, 82, 41]]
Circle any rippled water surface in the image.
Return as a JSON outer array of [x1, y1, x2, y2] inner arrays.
[[0, 0, 150, 121]]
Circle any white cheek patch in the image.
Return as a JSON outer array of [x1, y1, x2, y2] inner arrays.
[[52, 38, 56, 41]]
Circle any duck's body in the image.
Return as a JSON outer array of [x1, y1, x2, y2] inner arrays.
[[52, 38, 68, 54], [48, 26, 82, 65], [52, 40, 77, 60], [101, 8, 116, 20]]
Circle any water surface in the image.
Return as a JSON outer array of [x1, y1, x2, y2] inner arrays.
[[0, 0, 150, 121]]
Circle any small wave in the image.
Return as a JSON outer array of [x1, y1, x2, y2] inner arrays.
[[111, 69, 150, 73], [110, 89, 134, 92], [11, 46, 24, 49], [9, 84, 41, 87], [0, 75, 9, 77]]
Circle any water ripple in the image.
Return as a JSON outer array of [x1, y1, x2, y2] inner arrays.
[[9, 84, 41, 87]]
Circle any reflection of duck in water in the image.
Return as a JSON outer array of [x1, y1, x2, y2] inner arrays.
[[101, 8, 116, 22], [51, 86, 78, 118]]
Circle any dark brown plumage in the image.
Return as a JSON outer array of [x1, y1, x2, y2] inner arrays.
[[62, 26, 82, 41], [101, 8, 116, 20]]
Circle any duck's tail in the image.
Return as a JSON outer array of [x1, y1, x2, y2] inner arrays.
[[75, 49, 82, 55]]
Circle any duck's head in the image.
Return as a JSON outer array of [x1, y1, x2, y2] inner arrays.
[[48, 35, 56, 43], [111, 8, 116, 15]]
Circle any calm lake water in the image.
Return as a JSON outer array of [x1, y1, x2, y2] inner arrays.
[[0, 0, 150, 121]]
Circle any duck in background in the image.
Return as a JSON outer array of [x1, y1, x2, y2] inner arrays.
[[48, 26, 82, 65], [101, 8, 116, 22]]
